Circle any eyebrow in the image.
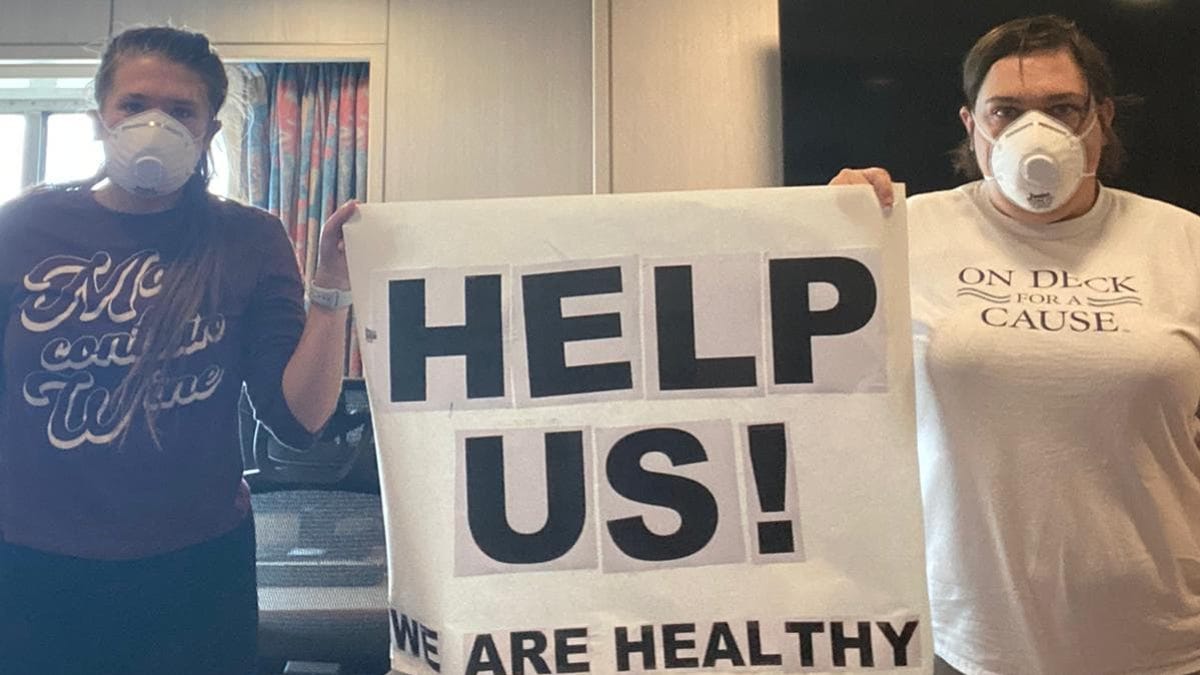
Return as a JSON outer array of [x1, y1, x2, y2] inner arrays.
[[983, 93, 1089, 106], [120, 93, 200, 108]]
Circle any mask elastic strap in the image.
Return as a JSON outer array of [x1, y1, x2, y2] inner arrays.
[[985, 171, 1096, 181], [971, 114, 1001, 182], [1076, 108, 1100, 181], [973, 114, 999, 147], [1075, 112, 1099, 141], [975, 107, 1099, 143]]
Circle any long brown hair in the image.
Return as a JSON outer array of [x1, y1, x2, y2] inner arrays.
[[94, 26, 229, 445]]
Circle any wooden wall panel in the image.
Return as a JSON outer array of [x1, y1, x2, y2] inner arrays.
[[0, 1, 111, 46], [112, 0, 388, 44], [385, 0, 593, 201], [608, 0, 782, 192]]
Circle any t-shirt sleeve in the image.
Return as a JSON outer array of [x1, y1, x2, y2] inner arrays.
[[239, 212, 317, 450]]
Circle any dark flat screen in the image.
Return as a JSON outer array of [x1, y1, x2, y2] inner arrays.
[[779, 0, 1200, 213]]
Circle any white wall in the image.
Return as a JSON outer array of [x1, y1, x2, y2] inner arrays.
[[0, 1, 110, 46], [0, 0, 783, 200], [384, 0, 594, 201], [385, 0, 782, 198], [606, 0, 782, 193], [111, 0, 389, 44]]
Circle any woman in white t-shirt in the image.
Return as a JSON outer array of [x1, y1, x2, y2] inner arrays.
[[834, 15, 1200, 675]]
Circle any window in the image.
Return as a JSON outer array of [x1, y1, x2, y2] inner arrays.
[[0, 114, 24, 203], [0, 76, 230, 205], [43, 113, 103, 185]]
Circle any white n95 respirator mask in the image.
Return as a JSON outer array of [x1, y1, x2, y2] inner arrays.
[[102, 109, 204, 197], [977, 109, 1098, 213]]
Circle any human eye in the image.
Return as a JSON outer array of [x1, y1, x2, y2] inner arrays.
[[118, 99, 146, 114], [168, 105, 196, 121], [1048, 103, 1082, 117], [1047, 103, 1086, 128], [989, 105, 1021, 121]]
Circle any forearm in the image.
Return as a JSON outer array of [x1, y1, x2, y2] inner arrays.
[[281, 199, 358, 432], [281, 304, 349, 433]]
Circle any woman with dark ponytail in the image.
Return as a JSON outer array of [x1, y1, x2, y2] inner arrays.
[[0, 26, 353, 674]]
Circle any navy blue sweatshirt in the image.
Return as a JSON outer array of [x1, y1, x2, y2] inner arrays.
[[0, 186, 313, 559]]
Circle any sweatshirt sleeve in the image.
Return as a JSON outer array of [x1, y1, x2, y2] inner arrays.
[[0, 220, 10, 388], [238, 209, 318, 450], [0, 199, 28, 400]]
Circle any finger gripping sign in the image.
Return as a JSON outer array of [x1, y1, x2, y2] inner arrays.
[[344, 186, 929, 674]]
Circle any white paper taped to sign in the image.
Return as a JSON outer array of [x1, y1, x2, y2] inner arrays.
[[343, 186, 930, 675]]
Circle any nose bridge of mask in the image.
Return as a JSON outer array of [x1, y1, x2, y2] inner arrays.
[[976, 109, 1070, 146], [978, 107, 1099, 146], [105, 108, 197, 142]]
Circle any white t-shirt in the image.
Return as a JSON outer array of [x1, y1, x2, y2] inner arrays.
[[908, 181, 1200, 675]]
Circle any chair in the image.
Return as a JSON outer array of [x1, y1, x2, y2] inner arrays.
[[239, 379, 390, 675]]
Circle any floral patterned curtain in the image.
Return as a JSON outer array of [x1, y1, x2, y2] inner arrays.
[[232, 62, 368, 377]]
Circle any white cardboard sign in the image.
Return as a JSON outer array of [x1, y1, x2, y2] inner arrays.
[[344, 186, 929, 675]]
